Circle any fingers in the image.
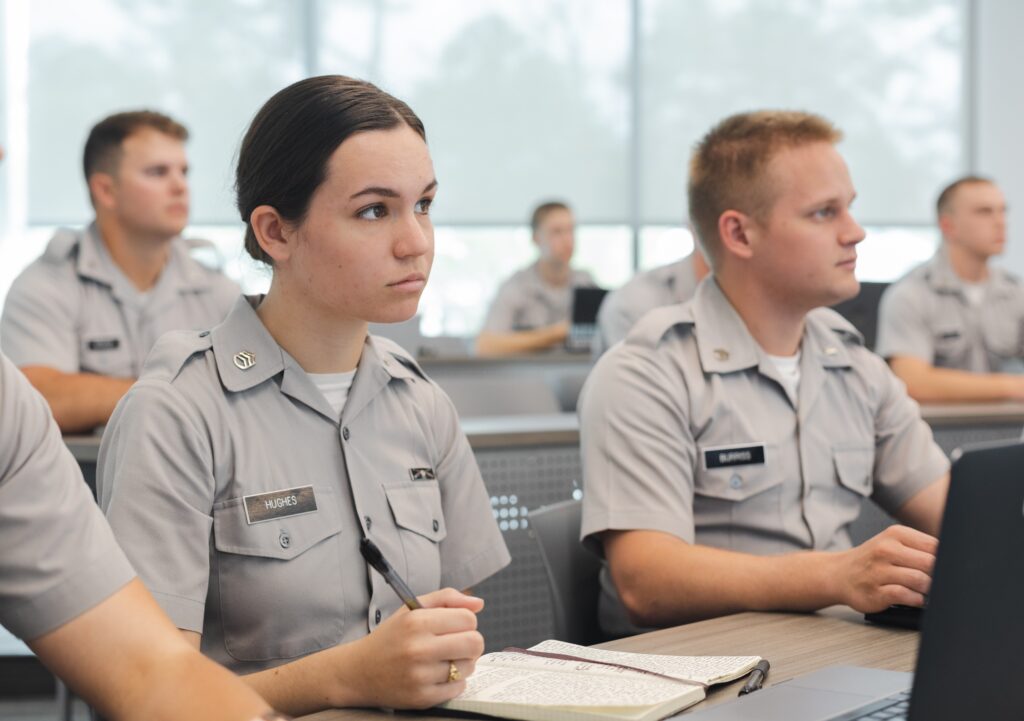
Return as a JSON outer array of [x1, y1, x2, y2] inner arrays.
[[881, 525, 938, 555], [418, 587, 485, 612]]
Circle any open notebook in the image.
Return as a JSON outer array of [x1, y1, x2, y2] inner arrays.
[[441, 639, 761, 721]]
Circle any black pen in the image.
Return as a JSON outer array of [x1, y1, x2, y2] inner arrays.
[[738, 659, 770, 696], [359, 537, 422, 610]]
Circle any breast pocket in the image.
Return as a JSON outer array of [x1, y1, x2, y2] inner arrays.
[[212, 488, 344, 662], [984, 314, 1023, 366], [833, 445, 874, 499], [80, 333, 133, 376], [384, 481, 448, 591], [693, 444, 784, 540], [933, 326, 969, 368]]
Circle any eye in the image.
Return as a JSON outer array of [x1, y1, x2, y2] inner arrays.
[[812, 206, 837, 220], [415, 197, 433, 215], [357, 204, 387, 220]]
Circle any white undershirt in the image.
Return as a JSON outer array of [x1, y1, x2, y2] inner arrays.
[[767, 351, 801, 399], [962, 282, 986, 307], [308, 370, 357, 419]]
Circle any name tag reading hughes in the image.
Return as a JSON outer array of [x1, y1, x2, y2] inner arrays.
[[702, 443, 766, 470], [243, 485, 318, 525]]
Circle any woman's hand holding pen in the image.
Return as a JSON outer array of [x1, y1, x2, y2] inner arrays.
[[331, 588, 486, 709]]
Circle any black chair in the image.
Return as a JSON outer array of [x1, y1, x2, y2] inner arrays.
[[528, 499, 605, 645]]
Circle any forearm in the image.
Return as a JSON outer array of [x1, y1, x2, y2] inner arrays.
[[125, 648, 271, 721], [606, 531, 843, 626], [476, 325, 565, 356], [21, 366, 134, 432], [889, 357, 1020, 403], [243, 641, 366, 716]]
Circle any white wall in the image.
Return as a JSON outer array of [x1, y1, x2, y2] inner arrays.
[[976, 0, 1024, 276]]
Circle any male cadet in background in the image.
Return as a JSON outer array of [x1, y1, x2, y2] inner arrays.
[[476, 201, 596, 356], [0, 146, 277, 721], [0, 110, 239, 433], [592, 247, 710, 357], [876, 176, 1024, 402], [579, 111, 950, 637]]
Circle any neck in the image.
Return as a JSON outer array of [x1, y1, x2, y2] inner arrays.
[[945, 241, 990, 283], [537, 257, 571, 287], [691, 250, 711, 282], [256, 279, 367, 374], [715, 271, 806, 356], [96, 215, 172, 292]]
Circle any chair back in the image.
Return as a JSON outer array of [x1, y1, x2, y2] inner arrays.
[[528, 498, 604, 645]]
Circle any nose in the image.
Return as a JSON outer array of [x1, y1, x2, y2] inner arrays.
[[394, 211, 432, 259], [171, 169, 188, 194], [842, 209, 866, 246]]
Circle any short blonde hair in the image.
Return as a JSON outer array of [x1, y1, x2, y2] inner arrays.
[[687, 110, 842, 267]]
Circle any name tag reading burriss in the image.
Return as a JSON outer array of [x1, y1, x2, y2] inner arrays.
[[243, 485, 318, 525], [702, 443, 766, 470]]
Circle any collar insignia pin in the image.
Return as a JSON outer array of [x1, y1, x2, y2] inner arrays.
[[713, 348, 730, 361], [233, 350, 256, 370]]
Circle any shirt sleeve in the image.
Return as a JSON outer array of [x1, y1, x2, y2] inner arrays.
[[875, 281, 935, 363], [578, 343, 698, 554], [480, 279, 521, 334], [429, 385, 510, 589], [0, 262, 81, 372], [0, 355, 135, 640], [98, 377, 216, 633], [596, 292, 636, 353], [865, 351, 950, 513]]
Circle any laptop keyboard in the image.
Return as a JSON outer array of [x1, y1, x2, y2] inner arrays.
[[833, 690, 910, 720]]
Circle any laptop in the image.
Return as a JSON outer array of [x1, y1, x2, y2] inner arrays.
[[688, 439, 1024, 720], [565, 286, 608, 352]]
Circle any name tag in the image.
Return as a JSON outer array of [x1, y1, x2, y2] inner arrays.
[[702, 443, 766, 470], [87, 337, 121, 351], [243, 485, 317, 525], [409, 467, 437, 481]]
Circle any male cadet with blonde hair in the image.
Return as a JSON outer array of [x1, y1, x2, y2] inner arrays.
[[579, 111, 950, 636], [876, 176, 1024, 402], [0, 110, 238, 432]]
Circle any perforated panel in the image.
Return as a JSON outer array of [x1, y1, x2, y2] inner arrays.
[[472, 446, 581, 651]]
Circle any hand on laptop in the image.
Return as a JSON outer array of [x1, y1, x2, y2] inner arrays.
[[833, 525, 937, 613]]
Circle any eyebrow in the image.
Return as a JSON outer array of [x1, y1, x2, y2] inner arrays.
[[350, 179, 438, 200]]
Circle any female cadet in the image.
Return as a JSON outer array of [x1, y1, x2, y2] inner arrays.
[[97, 76, 511, 717]]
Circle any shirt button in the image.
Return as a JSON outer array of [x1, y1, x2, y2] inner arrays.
[[432, 519, 440, 532], [198, 330, 210, 338], [364, 516, 372, 530], [279, 531, 291, 549], [374, 608, 382, 624], [342, 427, 350, 441], [729, 474, 743, 489]]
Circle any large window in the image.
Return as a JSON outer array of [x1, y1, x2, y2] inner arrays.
[[0, 0, 967, 336]]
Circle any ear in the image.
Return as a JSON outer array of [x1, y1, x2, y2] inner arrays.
[[937, 212, 955, 240], [88, 173, 117, 211], [250, 205, 296, 264], [717, 209, 756, 262]]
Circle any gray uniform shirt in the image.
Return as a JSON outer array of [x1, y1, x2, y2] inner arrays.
[[876, 248, 1024, 372], [593, 256, 700, 357], [0, 354, 134, 640], [1, 224, 239, 377], [98, 297, 510, 673], [580, 278, 948, 634], [481, 261, 596, 333]]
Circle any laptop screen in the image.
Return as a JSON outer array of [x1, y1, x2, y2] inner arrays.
[[571, 287, 608, 325]]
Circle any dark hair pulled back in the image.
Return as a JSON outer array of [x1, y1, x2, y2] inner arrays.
[[235, 75, 426, 264]]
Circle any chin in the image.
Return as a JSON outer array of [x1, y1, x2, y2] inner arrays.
[[367, 302, 420, 325]]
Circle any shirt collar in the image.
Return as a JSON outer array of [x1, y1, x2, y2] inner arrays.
[[74, 222, 212, 294], [925, 246, 1018, 299], [212, 296, 419, 423], [692, 278, 856, 374]]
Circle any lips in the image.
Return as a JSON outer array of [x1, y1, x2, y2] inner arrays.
[[388, 273, 427, 291]]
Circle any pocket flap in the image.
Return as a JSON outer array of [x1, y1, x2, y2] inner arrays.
[[694, 465, 782, 502], [833, 447, 874, 497], [213, 487, 342, 560], [385, 484, 448, 542]]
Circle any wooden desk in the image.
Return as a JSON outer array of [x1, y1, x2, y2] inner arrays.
[[297, 608, 918, 720]]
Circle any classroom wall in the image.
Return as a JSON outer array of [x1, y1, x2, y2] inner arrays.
[[977, 0, 1024, 276]]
